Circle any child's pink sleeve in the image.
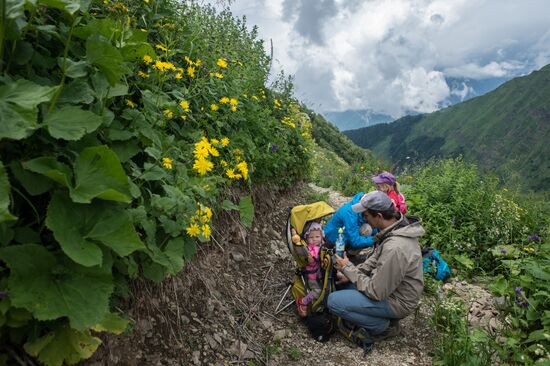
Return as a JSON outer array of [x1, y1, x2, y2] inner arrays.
[[397, 193, 407, 214]]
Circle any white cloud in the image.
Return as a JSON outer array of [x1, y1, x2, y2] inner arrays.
[[210, 0, 550, 117], [394, 68, 450, 113], [445, 61, 523, 79]]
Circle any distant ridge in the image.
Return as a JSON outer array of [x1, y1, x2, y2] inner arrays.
[[344, 64, 550, 191], [322, 110, 394, 131]]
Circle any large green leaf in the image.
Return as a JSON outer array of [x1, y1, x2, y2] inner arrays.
[[46, 192, 144, 267], [6, 0, 27, 19], [22, 157, 72, 187], [86, 35, 129, 85], [0, 79, 57, 140], [239, 195, 254, 229], [0, 163, 17, 223], [46, 106, 102, 140], [58, 79, 94, 104], [0, 244, 113, 330], [10, 163, 54, 195], [70, 145, 131, 203], [61, 58, 89, 79], [148, 238, 186, 275], [91, 312, 129, 335], [24, 326, 101, 366], [38, 0, 82, 14]]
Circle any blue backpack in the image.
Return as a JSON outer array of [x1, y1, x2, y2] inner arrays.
[[421, 247, 452, 281]]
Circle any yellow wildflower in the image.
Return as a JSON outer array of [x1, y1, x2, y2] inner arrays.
[[163, 109, 173, 119], [203, 207, 213, 220], [221, 137, 230, 146], [236, 161, 249, 180], [143, 55, 153, 64], [194, 137, 211, 159], [214, 72, 223, 79], [175, 73, 183, 79], [251, 95, 259, 101], [179, 100, 190, 112], [193, 158, 214, 175], [196, 59, 202, 66], [210, 104, 219, 111], [220, 97, 230, 104], [155, 44, 168, 51], [220, 160, 228, 167], [226, 168, 241, 180], [230, 106, 237, 112], [216, 58, 228, 68], [186, 223, 200, 237], [208, 146, 219, 157], [138, 71, 149, 78], [201, 224, 211, 238], [187, 66, 196, 78], [162, 157, 173, 169], [180, 115, 187, 121], [230, 98, 238, 106], [210, 138, 219, 144], [125, 99, 136, 108]]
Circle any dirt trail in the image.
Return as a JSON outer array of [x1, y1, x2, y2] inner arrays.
[[88, 184, 434, 366]]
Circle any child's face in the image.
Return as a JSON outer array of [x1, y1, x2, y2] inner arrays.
[[307, 230, 323, 246]]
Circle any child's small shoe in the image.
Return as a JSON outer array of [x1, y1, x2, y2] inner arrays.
[[296, 297, 308, 317]]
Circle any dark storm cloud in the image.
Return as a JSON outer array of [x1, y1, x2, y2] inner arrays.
[[282, 0, 337, 45]]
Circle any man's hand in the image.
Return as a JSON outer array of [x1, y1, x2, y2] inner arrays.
[[334, 252, 350, 271], [335, 271, 350, 285]]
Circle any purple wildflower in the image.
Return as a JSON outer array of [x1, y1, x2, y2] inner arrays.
[[515, 287, 522, 295], [270, 143, 277, 152], [514, 298, 521, 305], [522, 300, 530, 308], [500, 249, 507, 254], [528, 234, 541, 243]]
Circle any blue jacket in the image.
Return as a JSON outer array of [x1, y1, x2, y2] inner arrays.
[[324, 192, 375, 250]]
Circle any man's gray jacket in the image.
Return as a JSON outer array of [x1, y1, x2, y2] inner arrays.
[[341, 215, 425, 318]]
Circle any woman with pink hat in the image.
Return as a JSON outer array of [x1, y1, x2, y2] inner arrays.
[[372, 172, 407, 214]]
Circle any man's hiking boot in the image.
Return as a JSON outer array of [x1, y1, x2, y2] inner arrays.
[[350, 326, 375, 356], [372, 319, 401, 341], [336, 317, 374, 356]]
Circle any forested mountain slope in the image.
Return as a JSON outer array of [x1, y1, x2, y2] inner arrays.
[[345, 64, 550, 191]]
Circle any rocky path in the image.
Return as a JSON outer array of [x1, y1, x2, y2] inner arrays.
[[89, 184, 437, 365]]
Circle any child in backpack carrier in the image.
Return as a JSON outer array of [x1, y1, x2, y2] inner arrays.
[[294, 222, 325, 317]]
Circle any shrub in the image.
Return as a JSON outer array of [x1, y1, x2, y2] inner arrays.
[[404, 158, 534, 272]]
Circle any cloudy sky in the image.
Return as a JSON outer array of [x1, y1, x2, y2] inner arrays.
[[208, 0, 550, 118]]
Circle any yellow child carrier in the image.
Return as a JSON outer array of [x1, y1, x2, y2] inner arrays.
[[275, 201, 336, 317]]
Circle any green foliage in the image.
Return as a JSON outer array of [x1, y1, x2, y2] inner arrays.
[[429, 295, 495, 365], [488, 238, 550, 364], [286, 346, 302, 361], [412, 158, 550, 364], [0, 0, 312, 363], [345, 66, 550, 192], [404, 158, 534, 272]]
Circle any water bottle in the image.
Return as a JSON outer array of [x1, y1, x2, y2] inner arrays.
[[335, 227, 345, 257]]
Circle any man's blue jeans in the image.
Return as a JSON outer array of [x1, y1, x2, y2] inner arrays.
[[327, 283, 396, 334]]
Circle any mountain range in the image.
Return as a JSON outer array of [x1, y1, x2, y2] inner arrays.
[[343, 64, 550, 191], [323, 76, 513, 131]]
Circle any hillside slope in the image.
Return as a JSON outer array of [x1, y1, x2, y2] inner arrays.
[[345, 64, 550, 191]]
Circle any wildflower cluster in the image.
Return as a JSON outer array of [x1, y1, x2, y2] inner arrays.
[[281, 116, 296, 128], [186, 204, 213, 239], [190, 136, 248, 180], [219, 97, 238, 112]]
